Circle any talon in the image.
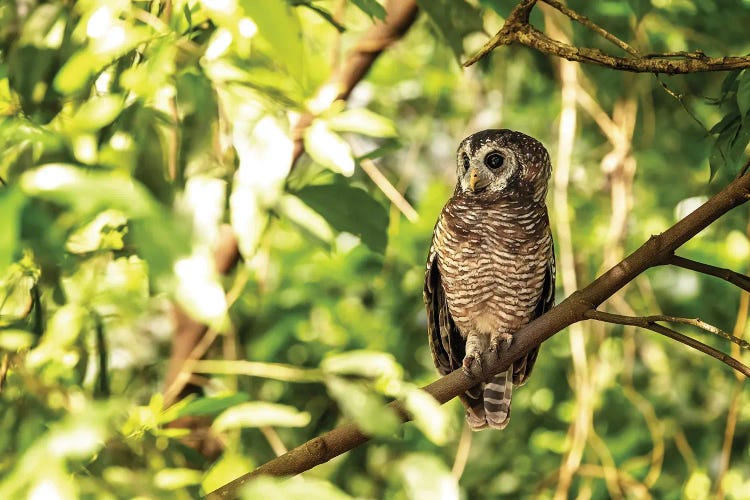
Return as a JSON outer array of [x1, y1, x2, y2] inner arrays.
[[462, 354, 483, 379]]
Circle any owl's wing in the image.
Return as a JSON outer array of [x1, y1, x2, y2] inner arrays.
[[424, 246, 464, 376], [513, 241, 556, 385]]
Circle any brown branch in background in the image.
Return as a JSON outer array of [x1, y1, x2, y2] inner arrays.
[[207, 171, 750, 499], [584, 310, 750, 377], [464, 0, 750, 73], [665, 254, 750, 293], [163, 0, 419, 447], [291, 0, 419, 163]]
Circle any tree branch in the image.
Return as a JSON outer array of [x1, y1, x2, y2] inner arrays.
[[464, 0, 750, 73], [665, 254, 750, 293], [206, 171, 750, 499], [584, 310, 750, 377]]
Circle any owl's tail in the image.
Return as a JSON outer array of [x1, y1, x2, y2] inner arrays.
[[483, 364, 513, 429]]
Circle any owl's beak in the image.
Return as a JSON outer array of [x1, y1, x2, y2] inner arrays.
[[468, 167, 480, 192]]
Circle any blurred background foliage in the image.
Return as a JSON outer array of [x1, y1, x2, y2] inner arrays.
[[1, 0, 750, 498]]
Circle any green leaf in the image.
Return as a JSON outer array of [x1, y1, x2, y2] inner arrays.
[[240, 0, 306, 82], [321, 350, 402, 380], [415, 0, 483, 62], [326, 108, 397, 138], [402, 386, 451, 445], [0, 329, 35, 351], [176, 393, 251, 418], [709, 114, 741, 179], [213, 402, 311, 431], [737, 71, 750, 118], [203, 453, 256, 494], [350, 0, 387, 20], [0, 188, 26, 272], [292, 178, 389, 254], [304, 121, 355, 176], [239, 477, 352, 500], [397, 453, 459, 500], [69, 95, 124, 132], [19, 164, 155, 217], [154, 468, 203, 490], [326, 377, 400, 436]]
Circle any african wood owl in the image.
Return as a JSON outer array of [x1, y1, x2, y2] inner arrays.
[[424, 129, 555, 430]]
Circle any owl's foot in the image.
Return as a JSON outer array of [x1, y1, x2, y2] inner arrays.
[[462, 353, 484, 379], [489, 331, 513, 357]]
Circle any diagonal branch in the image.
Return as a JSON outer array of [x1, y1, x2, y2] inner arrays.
[[665, 254, 750, 293], [206, 171, 750, 499], [584, 310, 750, 377], [464, 0, 750, 73]]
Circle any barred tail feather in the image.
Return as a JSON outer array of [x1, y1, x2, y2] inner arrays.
[[484, 364, 513, 429], [460, 387, 488, 431]]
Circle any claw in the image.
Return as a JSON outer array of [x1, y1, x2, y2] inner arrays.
[[462, 354, 483, 379], [489, 332, 513, 357]]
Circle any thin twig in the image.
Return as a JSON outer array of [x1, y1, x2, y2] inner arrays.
[[451, 423, 473, 479], [584, 310, 750, 377], [665, 254, 750, 293], [190, 360, 323, 382], [464, 0, 750, 72], [638, 314, 749, 350], [260, 426, 289, 457], [358, 157, 419, 222], [541, 0, 639, 56]]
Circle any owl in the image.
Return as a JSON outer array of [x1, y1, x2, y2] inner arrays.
[[424, 129, 555, 430]]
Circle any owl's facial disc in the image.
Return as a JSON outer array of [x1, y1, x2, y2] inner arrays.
[[458, 146, 518, 195]]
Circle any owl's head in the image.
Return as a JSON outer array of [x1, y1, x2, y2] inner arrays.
[[455, 129, 551, 202]]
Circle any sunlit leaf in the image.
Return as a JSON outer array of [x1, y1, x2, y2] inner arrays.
[[66, 209, 128, 254], [174, 251, 228, 325], [0, 329, 35, 350], [239, 476, 352, 500], [326, 108, 397, 138], [321, 350, 402, 380], [203, 453, 256, 494], [397, 453, 459, 500], [20, 164, 154, 217], [213, 402, 311, 431], [326, 377, 400, 436], [240, 0, 306, 82], [154, 468, 203, 490], [69, 95, 124, 132], [402, 386, 450, 445], [304, 120, 355, 176]]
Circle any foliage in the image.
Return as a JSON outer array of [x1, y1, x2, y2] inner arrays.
[[1, 0, 750, 498]]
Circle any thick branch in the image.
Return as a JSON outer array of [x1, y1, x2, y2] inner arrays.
[[207, 171, 750, 499], [464, 0, 750, 73], [666, 254, 750, 293], [584, 310, 750, 377]]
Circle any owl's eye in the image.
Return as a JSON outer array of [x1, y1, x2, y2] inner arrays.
[[462, 154, 470, 170], [484, 152, 505, 169]]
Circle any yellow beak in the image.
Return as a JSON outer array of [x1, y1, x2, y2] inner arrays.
[[469, 167, 479, 192]]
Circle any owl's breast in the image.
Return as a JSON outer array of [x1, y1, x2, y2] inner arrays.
[[434, 201, 551, 336]]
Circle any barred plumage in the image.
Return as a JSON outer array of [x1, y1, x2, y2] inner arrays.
[[424, 129, 555, 430]]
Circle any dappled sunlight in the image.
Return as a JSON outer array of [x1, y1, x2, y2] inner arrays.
[[3, 0, 750, 499]]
